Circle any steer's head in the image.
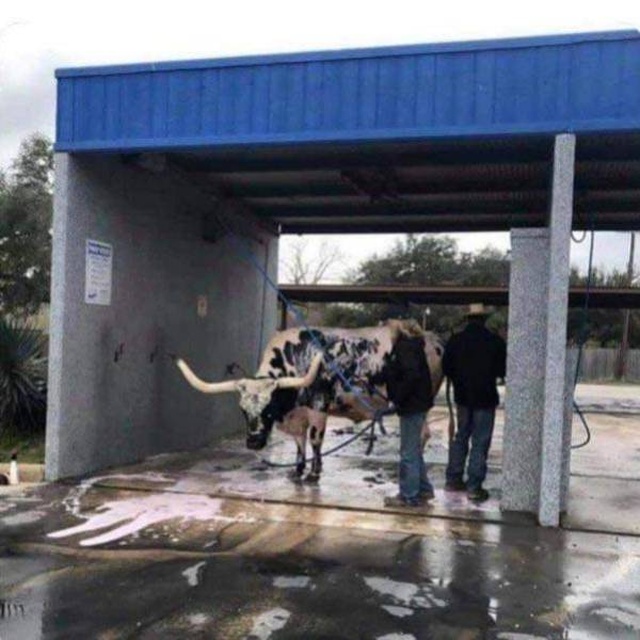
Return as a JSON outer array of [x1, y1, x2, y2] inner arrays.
[[173, 353, 324, 451]]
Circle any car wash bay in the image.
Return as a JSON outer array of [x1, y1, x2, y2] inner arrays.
[[47, 31, 640, 529]]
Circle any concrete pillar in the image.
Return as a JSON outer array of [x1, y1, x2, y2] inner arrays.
[[502, 229, 549, 513], [539, 134, 575, 526], [502, 134, 575, 526]]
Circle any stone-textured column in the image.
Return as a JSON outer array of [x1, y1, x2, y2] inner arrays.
[[502, 134, 575, 525], [502, 229, 550, 512], [539, 134, 575, 526]]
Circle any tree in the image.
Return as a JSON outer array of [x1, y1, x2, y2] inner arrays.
[[0, 134, 53, 315], [568, 265, 639, 348], [281, 237, 344, 284], [353, 234, 458, 286], [322, 235, 510, 334]]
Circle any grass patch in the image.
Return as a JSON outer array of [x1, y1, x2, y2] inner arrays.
[[0, 431, 45, 464]]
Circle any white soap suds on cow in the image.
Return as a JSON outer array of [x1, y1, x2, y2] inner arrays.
[[182, 561, 206, 587], [376, 634, 416, 640], [273, 576, 311, 589], [247, 608, 291, 639]]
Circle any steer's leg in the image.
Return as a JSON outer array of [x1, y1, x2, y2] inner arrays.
[[277, 407, 310, 481], [293, 432, 307, 479], [305, 411, 328, 484]]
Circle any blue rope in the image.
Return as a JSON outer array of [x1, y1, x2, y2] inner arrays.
[[221, 224, 383, 416]]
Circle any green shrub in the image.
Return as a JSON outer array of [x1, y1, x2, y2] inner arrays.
[[0, 318, 47, 436]]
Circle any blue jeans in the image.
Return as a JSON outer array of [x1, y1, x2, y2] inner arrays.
[[446, 406, 495, 491], [399, 412, 433, 503]]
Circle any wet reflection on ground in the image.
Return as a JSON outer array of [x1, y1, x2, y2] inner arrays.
[[2, 479, 640, 639], [1, 400, 640, 639]]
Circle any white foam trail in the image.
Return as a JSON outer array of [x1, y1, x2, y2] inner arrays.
[[1, 510, 46, 526], [273, 576, 311, 589], [381, 605, 414, 618], [182, 561, 206, 587], [364, 576, 446, 609], [247, 608, 291, 639], [364, 577, 419, 606], [49, 486, 254, 547]]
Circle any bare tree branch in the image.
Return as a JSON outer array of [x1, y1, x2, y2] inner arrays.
[[281, 238, 345, 284]]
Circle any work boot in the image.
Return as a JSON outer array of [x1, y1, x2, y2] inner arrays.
[[384, 494, 420, 508], [467, 488, 490, 503], [444, 479, 467, 492], [418, 489, 435, 503]]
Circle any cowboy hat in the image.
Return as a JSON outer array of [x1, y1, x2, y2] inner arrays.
[[465, 303, 492, 317]]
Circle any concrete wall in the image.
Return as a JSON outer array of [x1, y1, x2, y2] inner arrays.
[[46, 154, 278, 480]]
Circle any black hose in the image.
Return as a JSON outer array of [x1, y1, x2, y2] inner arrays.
[[571, 225, 595, 449], [571, 401, 591, 449], [260, 411, 390, 468]]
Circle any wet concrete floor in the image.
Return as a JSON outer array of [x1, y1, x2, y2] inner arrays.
[[1, 391, 639, 639], [2, 479, 640, 639]]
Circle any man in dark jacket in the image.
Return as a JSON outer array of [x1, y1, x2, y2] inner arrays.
[[443, 304, 506, 503], [384, 319, 435, 508]]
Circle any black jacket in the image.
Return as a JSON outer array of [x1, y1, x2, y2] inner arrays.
[[443, 323, 506, 409], [386, 335, 434, 416]]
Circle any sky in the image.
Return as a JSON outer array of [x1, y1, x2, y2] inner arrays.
[[1, 0, 638, 280]]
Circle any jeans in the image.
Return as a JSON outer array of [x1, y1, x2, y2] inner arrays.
[[446, 405, 495, 491], [399, 412, 433, 502]]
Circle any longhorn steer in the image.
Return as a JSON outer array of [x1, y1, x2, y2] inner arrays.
[[174, 321, 444, 483]]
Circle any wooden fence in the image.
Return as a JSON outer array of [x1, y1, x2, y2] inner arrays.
[[568, 348, 640, 382]]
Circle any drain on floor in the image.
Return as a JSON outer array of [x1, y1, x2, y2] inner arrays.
[[0, 600, 25, 618]]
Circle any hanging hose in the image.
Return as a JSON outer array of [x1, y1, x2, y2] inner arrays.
[[260, 410, 451, 468], [260, 409, 393, 468], [571, 223, 595, 449]]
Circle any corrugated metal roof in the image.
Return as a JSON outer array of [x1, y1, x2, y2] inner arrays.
[[56, 30, 640, 153]]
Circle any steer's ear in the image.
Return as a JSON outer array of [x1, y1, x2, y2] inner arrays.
[[277, 353, 324, 390]]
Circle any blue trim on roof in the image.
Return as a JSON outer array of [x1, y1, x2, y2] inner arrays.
[[56, 30, 639, 78], [54, 118, 640, 154], [55, 31, 640, 153]]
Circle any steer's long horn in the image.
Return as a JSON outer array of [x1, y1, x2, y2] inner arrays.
[[277, 353, 324, 390], [174, 358, 240, 394]]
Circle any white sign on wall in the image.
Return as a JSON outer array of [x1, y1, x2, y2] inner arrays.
[[85, 239, 113, 305]]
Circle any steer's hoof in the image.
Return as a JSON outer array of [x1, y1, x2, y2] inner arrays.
[[288, 469, 304, 483], [303, 473, 320, 485]]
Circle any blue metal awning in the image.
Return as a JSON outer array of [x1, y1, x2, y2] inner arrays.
[[55, 31, 640, 233], [56, 31, 640, 153]]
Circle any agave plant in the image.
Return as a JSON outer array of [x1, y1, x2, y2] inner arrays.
[[0, 317, 47, 435]]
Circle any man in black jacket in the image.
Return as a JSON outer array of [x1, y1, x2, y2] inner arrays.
[[443, 304, 506, 503], [384, 319, 435, 508]]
